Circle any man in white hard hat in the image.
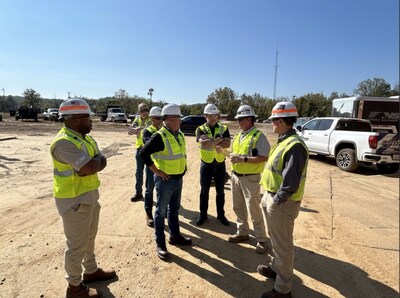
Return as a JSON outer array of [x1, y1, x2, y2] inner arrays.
[[141, 106, 163, 227], [258, 101, 309, 298], [51, 98, 116, 298], [195, 103, 231, 226], [128, 103, 150, 202], [218, 104, 269, 254], [140, 103, 191, 261]]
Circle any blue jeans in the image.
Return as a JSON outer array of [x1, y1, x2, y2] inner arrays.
[[135, 148, 145, 195], [199, 161, 226, 219], [154, 176, 182, 246], [144, 166, 155, 213]]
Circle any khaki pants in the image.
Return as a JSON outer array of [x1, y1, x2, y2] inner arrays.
[[262, 192, 300, 294], [231, 173, 267, 242], [62, 202, 100, 286]]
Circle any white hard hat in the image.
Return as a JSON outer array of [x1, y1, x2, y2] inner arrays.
[[234, 105, 257, 119], [269, 101, 299, 119], [59, 98, 94, 118], [149, 106, 162, 117], [161, 103, 182, 117], [204, 103, 220, 115]]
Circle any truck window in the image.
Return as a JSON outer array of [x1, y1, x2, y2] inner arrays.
[[316, 119, 333, 131], [336, 120, 371, 132], [303, 119, 319, 130]]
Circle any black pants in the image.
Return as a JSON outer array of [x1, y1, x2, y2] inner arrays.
[[199, 161, 226, 218]]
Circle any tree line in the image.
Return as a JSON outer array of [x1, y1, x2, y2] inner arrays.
[[1, 77, 398, 120]]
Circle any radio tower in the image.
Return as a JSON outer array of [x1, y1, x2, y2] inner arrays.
[[273, 40, 279, 100]]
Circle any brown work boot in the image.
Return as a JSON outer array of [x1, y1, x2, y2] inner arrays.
[[146, 212, 154, 227], [66, 283, 102, 298], [83, 268, 116, 283], [228, 234, 249, 243]]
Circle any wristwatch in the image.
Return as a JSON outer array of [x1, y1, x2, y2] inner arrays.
[[244, 157, 248, 163]]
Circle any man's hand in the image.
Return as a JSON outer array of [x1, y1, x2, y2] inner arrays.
[[230, 155, 243, 164], [149, 165, 170, 181], [128, 126, 143, 136]]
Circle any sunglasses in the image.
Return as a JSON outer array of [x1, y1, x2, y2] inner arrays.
[[71, 115, 90, 120], [140, 109, 149, 113], [237, 117, 248, 122]]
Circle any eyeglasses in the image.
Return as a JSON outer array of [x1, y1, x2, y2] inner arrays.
[[140, 109, 149, 113]]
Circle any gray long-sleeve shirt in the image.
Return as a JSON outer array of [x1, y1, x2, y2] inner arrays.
[[273, 129, 308, 204]]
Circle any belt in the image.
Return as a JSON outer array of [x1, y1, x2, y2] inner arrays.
[[232, 171, 258, 177]]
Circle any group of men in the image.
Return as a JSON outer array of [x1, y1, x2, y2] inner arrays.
[[51, 98, 308, 298]]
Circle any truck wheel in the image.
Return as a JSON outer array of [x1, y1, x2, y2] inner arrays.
[[376, 163, 399, 174], [336, 148, 358, 172]]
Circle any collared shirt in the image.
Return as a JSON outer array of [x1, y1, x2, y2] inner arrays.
[[196, 122, 231, 164], [51, 128, 102, 215], [239, 125, 270, 157]]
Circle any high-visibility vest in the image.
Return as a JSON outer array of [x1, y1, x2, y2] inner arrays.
[[152, 127, 187, 175], [196, 122, 227, 163], [261, 134, 308, 201], [232, 127, 265, 174], [133, 116, 150, 148], [51, 127, 100, 199], [143, 124, 159, 163]]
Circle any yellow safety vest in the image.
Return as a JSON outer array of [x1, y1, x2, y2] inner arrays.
[[133, 116, 150, 148], [196, 122, 227, 163], [261, 134, 308, 201], [152, 127, 187, 175], [51, 127, 100, 199], [232, 127, 265, 174]]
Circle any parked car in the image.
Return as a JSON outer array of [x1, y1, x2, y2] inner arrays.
[[297, 117, 399, 173], [180, 115, 206, 135], [97, 106, 127, 123], [42, 108, 59, 121]]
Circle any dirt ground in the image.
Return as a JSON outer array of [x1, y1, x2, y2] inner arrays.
[[0, 115, 399, 298]]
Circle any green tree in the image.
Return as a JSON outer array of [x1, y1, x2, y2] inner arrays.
[[22, 88, 41, 107], [7, 95, 18, 110], [294, 93, 330, 117], [353, 78, 391, 97], [389, 83, 400, 96], [207, 87, 239, 117]]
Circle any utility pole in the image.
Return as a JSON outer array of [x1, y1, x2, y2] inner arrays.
[[273, 40, 279, 100]]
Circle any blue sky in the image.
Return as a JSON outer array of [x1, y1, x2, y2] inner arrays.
[[1, 0, 398, 104]]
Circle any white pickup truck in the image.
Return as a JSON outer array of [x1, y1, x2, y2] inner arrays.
[[297, 117, 399, 173]]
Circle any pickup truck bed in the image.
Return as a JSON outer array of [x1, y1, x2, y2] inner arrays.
[[297, 117, 399, 173]]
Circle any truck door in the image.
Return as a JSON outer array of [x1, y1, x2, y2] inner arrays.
[[311, 119, 334, 152], [299, 119, 320, 150]]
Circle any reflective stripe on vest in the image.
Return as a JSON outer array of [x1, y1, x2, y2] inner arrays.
[[152, 127, 187, 174], [197, 123, 226, 163], [261, 135, 308, 201], [134, 116, 150, 148], [51, 127, 100, 199], [231, 127, 265, 174]]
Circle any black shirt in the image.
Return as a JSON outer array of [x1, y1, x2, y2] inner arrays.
[[139, 125, 186, 178]]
